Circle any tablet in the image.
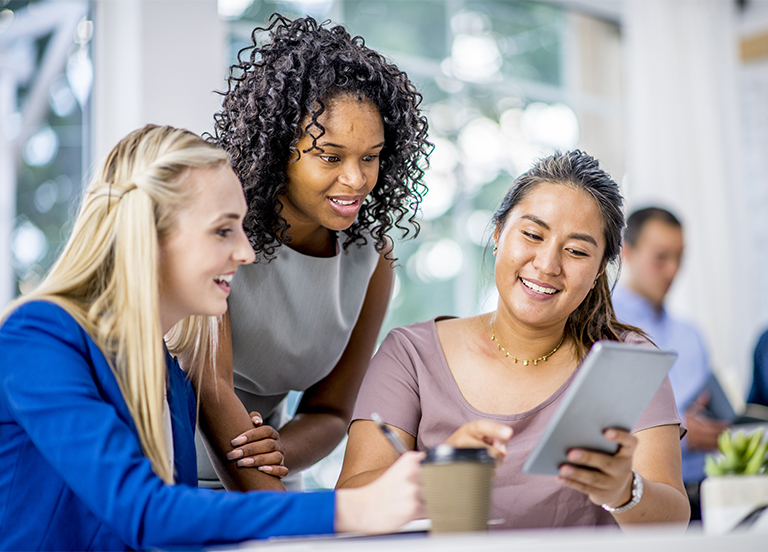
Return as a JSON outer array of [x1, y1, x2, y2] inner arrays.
[[522, 340, 677, 476], [695, 373, 768, 425], [696, 372, 738, 422]]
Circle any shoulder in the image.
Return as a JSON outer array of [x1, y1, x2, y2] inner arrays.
[[667, 312, 702, 334], [1, 300, 85, 344], [369, 244, 395, 279], [611, 284, 632, 305], [757, 329, 768, 353], [611, 285, 641, 313], [361, 320, 448, 400], [5, 299, 73, 320], [619, 330, 654, 347], [665, 314, 708, 351], [363, 236, 399, 288], [373, 319, 438, 360], [383, 318, 446, 347], [342, 232, 382, 270], [374, 318, 455, 366], [0, 301, 94, 369], [0, 301, 97, 390]]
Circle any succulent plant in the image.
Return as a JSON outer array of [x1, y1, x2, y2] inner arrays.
[[704, 428, 768, 476]]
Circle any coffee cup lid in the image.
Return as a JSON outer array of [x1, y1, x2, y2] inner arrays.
[[421, 445, 494, 465]]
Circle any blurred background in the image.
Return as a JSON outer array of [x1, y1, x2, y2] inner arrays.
[[2, 0, 767, 487]]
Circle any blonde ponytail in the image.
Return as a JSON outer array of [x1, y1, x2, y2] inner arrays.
[[3, 125, 229, 483]]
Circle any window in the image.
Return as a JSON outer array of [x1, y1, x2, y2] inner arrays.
[[0, 0, 92, 302]]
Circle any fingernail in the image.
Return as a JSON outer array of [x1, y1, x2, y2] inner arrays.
[[231, 435, 246, 446], [605, 429, 616, 439], [560, 466, 574, 476], [569, 450, 582, 461], [227, 449, 243, 460], [257, 466, 272, 473], [237, 458, 254, 466], [252, 416, 262, 425]]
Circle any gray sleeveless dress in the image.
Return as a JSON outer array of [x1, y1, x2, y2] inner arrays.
[[196, 233, 380, 487]]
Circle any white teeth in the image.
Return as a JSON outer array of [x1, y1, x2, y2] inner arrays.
[[214, 274, 233, 285], [330, 198, 355, 206], [521, 278, 557, 295]]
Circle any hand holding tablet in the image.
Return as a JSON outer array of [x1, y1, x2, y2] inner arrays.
[[522, 340, 677, 476]]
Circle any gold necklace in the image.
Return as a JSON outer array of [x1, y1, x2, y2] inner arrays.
[[490, 317, 565, 366]]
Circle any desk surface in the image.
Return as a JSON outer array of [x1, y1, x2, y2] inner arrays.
[[215, 524, 766, 552]]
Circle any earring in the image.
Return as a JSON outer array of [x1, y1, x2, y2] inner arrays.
[[493, 245, 498, 256], [591, 278, 598, 289]]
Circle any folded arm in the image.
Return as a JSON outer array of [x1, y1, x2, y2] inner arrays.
[[228, 254, 393, 476], [191, 311, 286, 490]]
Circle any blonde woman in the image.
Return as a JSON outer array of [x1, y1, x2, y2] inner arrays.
[[0, 125, 422, 551]]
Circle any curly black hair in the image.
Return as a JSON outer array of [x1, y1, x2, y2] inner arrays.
[[210, 14, 431, 259]]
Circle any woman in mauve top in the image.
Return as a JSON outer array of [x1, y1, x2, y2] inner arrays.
[[338, 151, 690, 530]]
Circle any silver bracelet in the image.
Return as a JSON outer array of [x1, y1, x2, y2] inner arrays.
[[601, 469, 643, 514]]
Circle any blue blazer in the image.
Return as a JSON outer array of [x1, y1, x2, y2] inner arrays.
[[748, 329, 768, 407], [0, 301, 334, 551]]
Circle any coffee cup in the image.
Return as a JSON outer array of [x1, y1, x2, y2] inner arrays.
[[420, 445, 495, 533]]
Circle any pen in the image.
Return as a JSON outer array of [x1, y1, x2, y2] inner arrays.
[[371, 412, 410, 455]]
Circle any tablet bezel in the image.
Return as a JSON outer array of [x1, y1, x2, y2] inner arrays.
[[522, 340, 677, 476]]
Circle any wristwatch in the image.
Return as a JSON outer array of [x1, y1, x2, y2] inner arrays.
[[601, 469, 643, 514]]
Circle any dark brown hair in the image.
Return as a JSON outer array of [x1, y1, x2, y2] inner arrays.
[[624, 206, 682, 248], [494, 150, 647, 359]]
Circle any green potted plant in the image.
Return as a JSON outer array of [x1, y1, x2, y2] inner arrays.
[[701, 428, 768, 534]]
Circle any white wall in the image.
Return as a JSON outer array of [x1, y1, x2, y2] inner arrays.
[[622, 0, 760, 395], [739, 0, 768, 356], [92, 0, 226, 166]]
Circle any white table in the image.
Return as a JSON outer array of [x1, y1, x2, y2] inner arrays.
[[213, 524, 767, 552]]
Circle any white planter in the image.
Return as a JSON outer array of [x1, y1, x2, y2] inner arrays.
[[701, 475, 768, 534]]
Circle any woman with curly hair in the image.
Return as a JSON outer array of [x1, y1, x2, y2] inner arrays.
[[191, 14, 431, 491]]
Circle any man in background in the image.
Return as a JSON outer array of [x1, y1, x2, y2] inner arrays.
[[612, 207, 730, 521]]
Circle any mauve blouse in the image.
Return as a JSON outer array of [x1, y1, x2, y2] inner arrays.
[[352, 317, 684, 530]]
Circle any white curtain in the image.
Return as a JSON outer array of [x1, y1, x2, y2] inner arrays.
[[623, 0, 756, 395]]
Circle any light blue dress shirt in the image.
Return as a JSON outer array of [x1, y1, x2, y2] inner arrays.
[[612, 285, 711, 484]]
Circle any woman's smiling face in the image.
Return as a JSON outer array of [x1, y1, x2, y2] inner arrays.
[[281, 95, 385, 235], [493, 182, 606, 330], [158, 164, 255, 332]]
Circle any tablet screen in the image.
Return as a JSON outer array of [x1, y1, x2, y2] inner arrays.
[[522, 340, 677, 476]]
